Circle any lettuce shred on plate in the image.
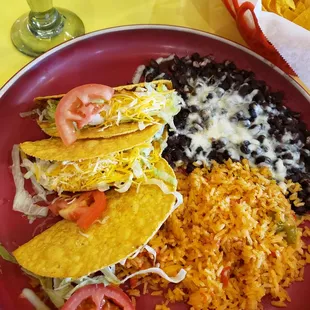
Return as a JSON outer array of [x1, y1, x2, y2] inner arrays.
[[11, 145, 49, 222]]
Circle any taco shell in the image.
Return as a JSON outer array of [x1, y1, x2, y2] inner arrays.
[[20, 124, 161, 161], [37, 121, 150, 140], [13, 159, 177, 279]]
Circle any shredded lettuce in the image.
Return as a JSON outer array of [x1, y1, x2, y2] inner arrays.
[[20, 109, 41, 118], [153, 168, 177, 186], [144, 245, 157, 265], [101, 265, 186, 285], [11, 145, 48, 220], [145, 178, 183, 211], [22, 288, 50, 310], [0, 244, 16, 263]]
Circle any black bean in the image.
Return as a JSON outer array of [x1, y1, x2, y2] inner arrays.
[[251, 151, 258, 157], [207, 93, 213, 100], [281, 153, 293, 160], [145, 73, 156, 82], [249, 124, 261, 135], [178, 75, 188, 85], [226, 61, 236, 70], [216, 71, 226, 79], [189, 105, 199, 112], [253, 91, 265, 104], [301, 178, 310, 187], [208, 77, 216, 85], [233, 73, 244, 83], [196, 146, 203, 153], [219, 79, 231, 91], [179, 135, 192, 147], [240, 144, 251, 154], [275, 134, 283, 141], [186, 163, 195, 173], [238, 84, 253, 96], [256, 156, 272, 165], [171, 149, 184, 161], [256, 80, 268, 94], [212, 140, 226, 150], [166, 135, 179, 146], [291, 111, 301, 119], [191, 53, 200, 61], [243, 140, 251, 146], [150, 59, 159, 69], [298, 190, 307, 200], [241, 120, 251, 127], [222, 150, 230, 160], [275, 146, 286, 153], [173, 55, 181, 64], [174, 109, 190, 130], [257, 135, 265, 143], [249, 107, 257, 119], [208, 150, 217, 160]]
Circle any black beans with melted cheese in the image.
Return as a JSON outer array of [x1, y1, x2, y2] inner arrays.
[[137, 54, 310, 214]]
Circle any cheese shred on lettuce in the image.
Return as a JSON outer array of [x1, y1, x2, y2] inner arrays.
[[21, 142, 168, 194], [38, 83, 182, 130]]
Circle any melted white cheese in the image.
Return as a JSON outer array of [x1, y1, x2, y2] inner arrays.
[[178, 78, 304, 181]]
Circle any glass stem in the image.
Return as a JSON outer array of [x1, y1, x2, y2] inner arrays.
[[27, 0, 64, 39]]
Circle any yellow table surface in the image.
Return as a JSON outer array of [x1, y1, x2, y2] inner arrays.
[[0, 0, 245, 87], [0, 0, 307, 91]]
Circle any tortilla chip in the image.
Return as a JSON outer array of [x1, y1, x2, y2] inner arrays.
[[293, 7, 310, 30], [283, 8, 298, 20], [13, 159, 177, 279], [20, 124, 161, 161], [37, 121, 154, 139]]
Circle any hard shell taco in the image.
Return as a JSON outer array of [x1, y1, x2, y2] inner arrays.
[[19, 125, 174, 194], [30, 80, 182, 145]]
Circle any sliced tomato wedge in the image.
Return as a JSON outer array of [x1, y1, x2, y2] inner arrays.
[[55, 84, 114, 146], [49, 191, 107, 230], [220, 266, 231, 288], [62, 285, 135, 310]]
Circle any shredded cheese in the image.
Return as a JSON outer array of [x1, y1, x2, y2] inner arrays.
[[22, 142, 164, 194]]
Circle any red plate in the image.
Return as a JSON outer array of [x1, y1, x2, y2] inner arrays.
[[0, 25, 309, 310]]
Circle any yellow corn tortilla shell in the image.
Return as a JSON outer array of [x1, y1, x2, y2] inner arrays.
[[20, 124, 161, 161], [35, 80, 172, 139], [37, 121, 154, 140], [13, 159, 177, 279], [293, 7, 310, 30]]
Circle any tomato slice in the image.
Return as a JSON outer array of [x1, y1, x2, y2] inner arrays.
[[62, 285, 135, 310], [49, 191, 107, 230], [55, 84, 114, 146]]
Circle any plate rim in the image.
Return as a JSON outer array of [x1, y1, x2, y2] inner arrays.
[[1, 24, 309, 102]]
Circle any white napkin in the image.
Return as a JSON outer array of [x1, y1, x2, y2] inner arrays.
[[231, 0, 310, 88]]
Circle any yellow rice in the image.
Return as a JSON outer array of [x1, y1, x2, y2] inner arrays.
[[118, 159, 309, 309]]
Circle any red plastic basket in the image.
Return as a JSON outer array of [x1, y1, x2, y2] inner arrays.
[[222, 0, 295, 75]]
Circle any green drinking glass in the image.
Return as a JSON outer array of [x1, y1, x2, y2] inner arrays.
[[11, 0, 85, 57]]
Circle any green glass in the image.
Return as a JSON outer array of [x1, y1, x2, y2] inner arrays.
[[11, 0, 85, 57]]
